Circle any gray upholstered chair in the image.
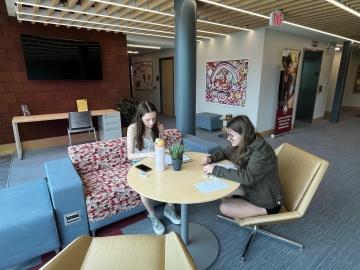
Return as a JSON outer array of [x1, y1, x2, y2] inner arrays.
[[67, 111, 97, 145], [217, 143, 329, 261]]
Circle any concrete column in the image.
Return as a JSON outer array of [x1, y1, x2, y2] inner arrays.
[[330, 41, 353, 122], [174, 0, 197, 135]]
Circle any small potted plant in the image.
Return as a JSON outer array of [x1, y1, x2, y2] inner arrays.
[[169, 142, 185, 171]]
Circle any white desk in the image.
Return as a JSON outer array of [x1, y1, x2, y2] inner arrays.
[[12, 109, 119, 159]]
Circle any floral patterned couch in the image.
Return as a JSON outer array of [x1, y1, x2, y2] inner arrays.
[[45, 129, 182, 247]]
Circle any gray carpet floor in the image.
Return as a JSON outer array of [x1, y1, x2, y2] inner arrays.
[[4, 111, 360, 269]]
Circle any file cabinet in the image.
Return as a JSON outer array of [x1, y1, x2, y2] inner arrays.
[[98, 111, 122, 140]]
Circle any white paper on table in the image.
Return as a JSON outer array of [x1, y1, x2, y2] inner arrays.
[[165, 154, 192, 166], [194, 177, 230, 193]]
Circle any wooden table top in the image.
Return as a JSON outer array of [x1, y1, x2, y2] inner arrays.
[[12, 109, 117, 124], [127, 152, 240, 204]]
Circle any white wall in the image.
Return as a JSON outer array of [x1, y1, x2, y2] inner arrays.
[[258, 28, 335, 132], [130, 49, 174, 111], [196, 29, 266, 127], [342, 50, 360, 108]]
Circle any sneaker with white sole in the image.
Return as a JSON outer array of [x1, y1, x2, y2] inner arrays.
[[164, 204, 181, 225], [148, 214, 165, 235]]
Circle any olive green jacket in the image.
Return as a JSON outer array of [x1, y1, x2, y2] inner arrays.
[[211, 136, 283, 209]]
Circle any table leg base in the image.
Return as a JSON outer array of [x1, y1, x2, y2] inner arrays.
[[168, 222, 219, 270]]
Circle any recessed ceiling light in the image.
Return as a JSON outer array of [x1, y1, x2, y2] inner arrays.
[[128, 51, 139, 54]]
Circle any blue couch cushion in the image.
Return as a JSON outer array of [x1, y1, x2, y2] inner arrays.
[[183, 134, 221, 154], [0, 179, 60, 269]]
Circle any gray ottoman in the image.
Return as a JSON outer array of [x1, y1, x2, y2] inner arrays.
[[196, 112, 223, 133], [183, 134, 221, 154]]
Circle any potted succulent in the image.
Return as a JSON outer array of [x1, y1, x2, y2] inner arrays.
[[169, 142, 185, 171]]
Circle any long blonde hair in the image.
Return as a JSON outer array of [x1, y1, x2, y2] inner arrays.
[[227, 115, 257, 165]]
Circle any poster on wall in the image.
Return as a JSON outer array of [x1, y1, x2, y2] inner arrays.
[[274, 49, 301, 136], [205, 59, 248, 106], [133, 61, 153, 91]]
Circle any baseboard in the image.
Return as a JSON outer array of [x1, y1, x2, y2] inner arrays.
[[342, 106, 360, 111], [259, 129, 274, 137], [312, 116, 325, 123], [0, 133, 96, 153]]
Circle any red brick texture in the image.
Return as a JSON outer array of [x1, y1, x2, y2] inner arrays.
[[0, 2, 130, 144]]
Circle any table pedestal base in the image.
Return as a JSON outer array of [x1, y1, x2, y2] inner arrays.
[[168, 222, 219, 270]]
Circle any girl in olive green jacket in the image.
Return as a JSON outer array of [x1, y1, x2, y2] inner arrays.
[[202, 115, 283, 218]]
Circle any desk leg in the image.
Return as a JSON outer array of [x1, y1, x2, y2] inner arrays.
[[168, 204, 219, 269], [12, 122, 22, 159]]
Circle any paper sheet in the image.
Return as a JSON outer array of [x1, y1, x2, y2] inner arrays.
[[194, 178, 229, 193]]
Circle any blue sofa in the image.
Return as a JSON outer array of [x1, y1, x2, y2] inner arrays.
[[45, 130, 183, 247], [0, 179, 60, 269], [45, 157, 146, 248]]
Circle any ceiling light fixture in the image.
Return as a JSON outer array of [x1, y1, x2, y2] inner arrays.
[[17, 10, 175, 35], [16, 14, 175, 39], [92, 0, 173, 17], [198, 0, 360, 44], [197, 29, 228, 37], [15, 0, 234, 35], [197, 0, 268, 19], [283, 20, 359, 44], [326, 0, 360, 18], [128, 51, 139, 54], [198, 19, 251, 31], [127, 44, 161, 49], [334, 46, 341, 51]]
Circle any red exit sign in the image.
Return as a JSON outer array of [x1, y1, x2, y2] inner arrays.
[[269, 11, 284, 26]]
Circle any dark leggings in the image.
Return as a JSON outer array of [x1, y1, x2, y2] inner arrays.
[[266, 205, 282, 215]]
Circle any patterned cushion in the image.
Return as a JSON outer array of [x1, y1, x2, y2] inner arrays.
[[67, 129, 183, 223], [68, 138, 128, 175], [81, 163, 142, 223], [164, 129, 183, 146]]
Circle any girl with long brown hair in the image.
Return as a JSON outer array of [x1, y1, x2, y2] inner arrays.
[[127, 101, 180, 235], [202, 115, 283, 218]]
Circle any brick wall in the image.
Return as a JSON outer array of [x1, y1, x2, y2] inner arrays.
[[0, 2, 130, 144]]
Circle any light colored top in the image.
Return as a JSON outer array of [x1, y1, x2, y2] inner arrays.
[[127, 152, 240, 204], [126, 122, 164, 161], [12, 109, 117, 124]]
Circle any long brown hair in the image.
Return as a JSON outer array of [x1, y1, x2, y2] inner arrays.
[[135, 101, 159, 151], [227, 115, 257, 165]]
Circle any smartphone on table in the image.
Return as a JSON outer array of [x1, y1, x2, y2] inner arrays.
[[135, 164, 152, 173]]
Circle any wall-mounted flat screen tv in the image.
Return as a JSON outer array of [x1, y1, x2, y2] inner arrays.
[[21, 34, 102, 80]]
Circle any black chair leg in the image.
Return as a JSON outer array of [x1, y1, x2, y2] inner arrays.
[[241, 225, 257, 261]]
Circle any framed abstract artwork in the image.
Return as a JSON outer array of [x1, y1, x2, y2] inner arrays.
[[133, 61, 153, 91], [205, 59, 248, 106]]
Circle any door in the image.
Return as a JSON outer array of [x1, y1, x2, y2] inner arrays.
[[296, 50, 323, 122], [160, 57, 174, 116]]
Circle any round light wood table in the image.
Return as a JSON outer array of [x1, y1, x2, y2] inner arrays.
[[127, 152, 240, 269]]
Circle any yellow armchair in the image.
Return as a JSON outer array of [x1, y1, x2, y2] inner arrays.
[[40, 232, 196, 270], [217, 143, 329, 261]]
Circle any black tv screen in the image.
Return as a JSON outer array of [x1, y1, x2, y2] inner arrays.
[[21, 34, 102, 80]]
